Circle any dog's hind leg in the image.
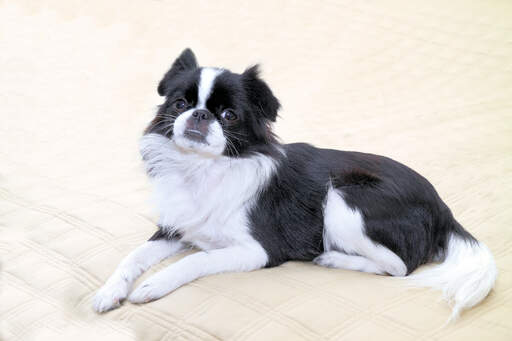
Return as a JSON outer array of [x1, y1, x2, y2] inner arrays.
[[317, 185, 407, 277]]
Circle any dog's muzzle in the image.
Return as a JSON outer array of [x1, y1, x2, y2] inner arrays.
[[184, 109, 213, 143]]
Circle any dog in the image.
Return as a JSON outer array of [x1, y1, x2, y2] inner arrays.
[[93, 48, 496, 320]]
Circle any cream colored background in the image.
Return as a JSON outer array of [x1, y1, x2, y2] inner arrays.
[[1, 0, 511, 340]]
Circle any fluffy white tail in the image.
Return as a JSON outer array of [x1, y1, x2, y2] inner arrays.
[[407, 232, 497, 321]]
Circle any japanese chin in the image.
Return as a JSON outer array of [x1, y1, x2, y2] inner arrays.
[[93, 49, 496, 321]]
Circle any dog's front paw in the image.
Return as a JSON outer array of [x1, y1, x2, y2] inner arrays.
[[93, 280, 129, 313], [128, 276, 171, 304]]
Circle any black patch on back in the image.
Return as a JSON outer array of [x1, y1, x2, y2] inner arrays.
[[331, 168, 381, 187]]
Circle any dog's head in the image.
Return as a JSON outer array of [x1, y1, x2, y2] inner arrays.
[[144, 48, 280, 157]]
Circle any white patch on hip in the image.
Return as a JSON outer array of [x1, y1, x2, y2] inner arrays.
[[197, 67, 223, 109], [319, 185, 407, 276]]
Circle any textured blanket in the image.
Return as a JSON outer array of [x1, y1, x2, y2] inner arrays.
[[1, 1, 511, 340]]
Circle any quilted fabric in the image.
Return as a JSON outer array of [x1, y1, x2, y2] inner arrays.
[[1, 0, 511, 340]]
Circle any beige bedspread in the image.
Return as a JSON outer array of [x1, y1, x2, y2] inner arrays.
[[1, 1, 511, 340]]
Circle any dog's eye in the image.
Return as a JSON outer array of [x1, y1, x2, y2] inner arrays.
[[221, 110, 238, 121], [173, 99, 187, 111]]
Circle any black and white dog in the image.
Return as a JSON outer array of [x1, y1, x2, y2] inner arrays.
[[93, 49, 496, 320]]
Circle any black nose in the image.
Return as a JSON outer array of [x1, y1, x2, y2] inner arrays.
[[192, 109, 212, 121]]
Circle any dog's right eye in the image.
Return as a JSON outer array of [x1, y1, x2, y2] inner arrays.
[[173, 99, 187, 112]]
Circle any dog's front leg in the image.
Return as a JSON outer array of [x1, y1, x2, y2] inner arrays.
[[93, 238, 185, 313], [128, 243, 268, 304]]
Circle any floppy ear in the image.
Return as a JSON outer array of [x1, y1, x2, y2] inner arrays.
[[242, 65, 280, 122], [158, 48, 198, 96]]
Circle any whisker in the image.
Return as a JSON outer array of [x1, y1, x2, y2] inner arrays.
[[225, 137, 240, 158], [224, 130, 248, 137], [150, 119, 174, 130], [155, 113, 177, 119], [224, 131, 248, 143], [163, 124, 175, 136]]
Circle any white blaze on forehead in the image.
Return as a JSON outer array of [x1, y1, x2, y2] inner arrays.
[[197, 67, 223, 109]]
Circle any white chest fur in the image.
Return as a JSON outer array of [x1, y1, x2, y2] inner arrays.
[[140, 133, 276, 250]]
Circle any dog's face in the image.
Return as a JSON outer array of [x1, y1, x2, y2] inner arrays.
[[144, 49, 280, 157]]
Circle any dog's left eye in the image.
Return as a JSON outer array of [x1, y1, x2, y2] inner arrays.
[[221, 110, 238, 121], [173, 99, 187, 111]]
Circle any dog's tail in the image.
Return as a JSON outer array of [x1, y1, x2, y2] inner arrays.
[[407, 222, 497, 321]]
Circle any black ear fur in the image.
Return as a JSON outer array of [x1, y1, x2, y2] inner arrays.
[[242, 65, 280, 122], [158, 48, 198, 96]]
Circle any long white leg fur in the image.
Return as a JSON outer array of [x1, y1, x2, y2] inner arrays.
[[93, 239, 184, 313], [128, 244, 268, 303]]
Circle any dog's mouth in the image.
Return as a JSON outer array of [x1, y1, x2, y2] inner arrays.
[[183, 129, 208, 144]]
